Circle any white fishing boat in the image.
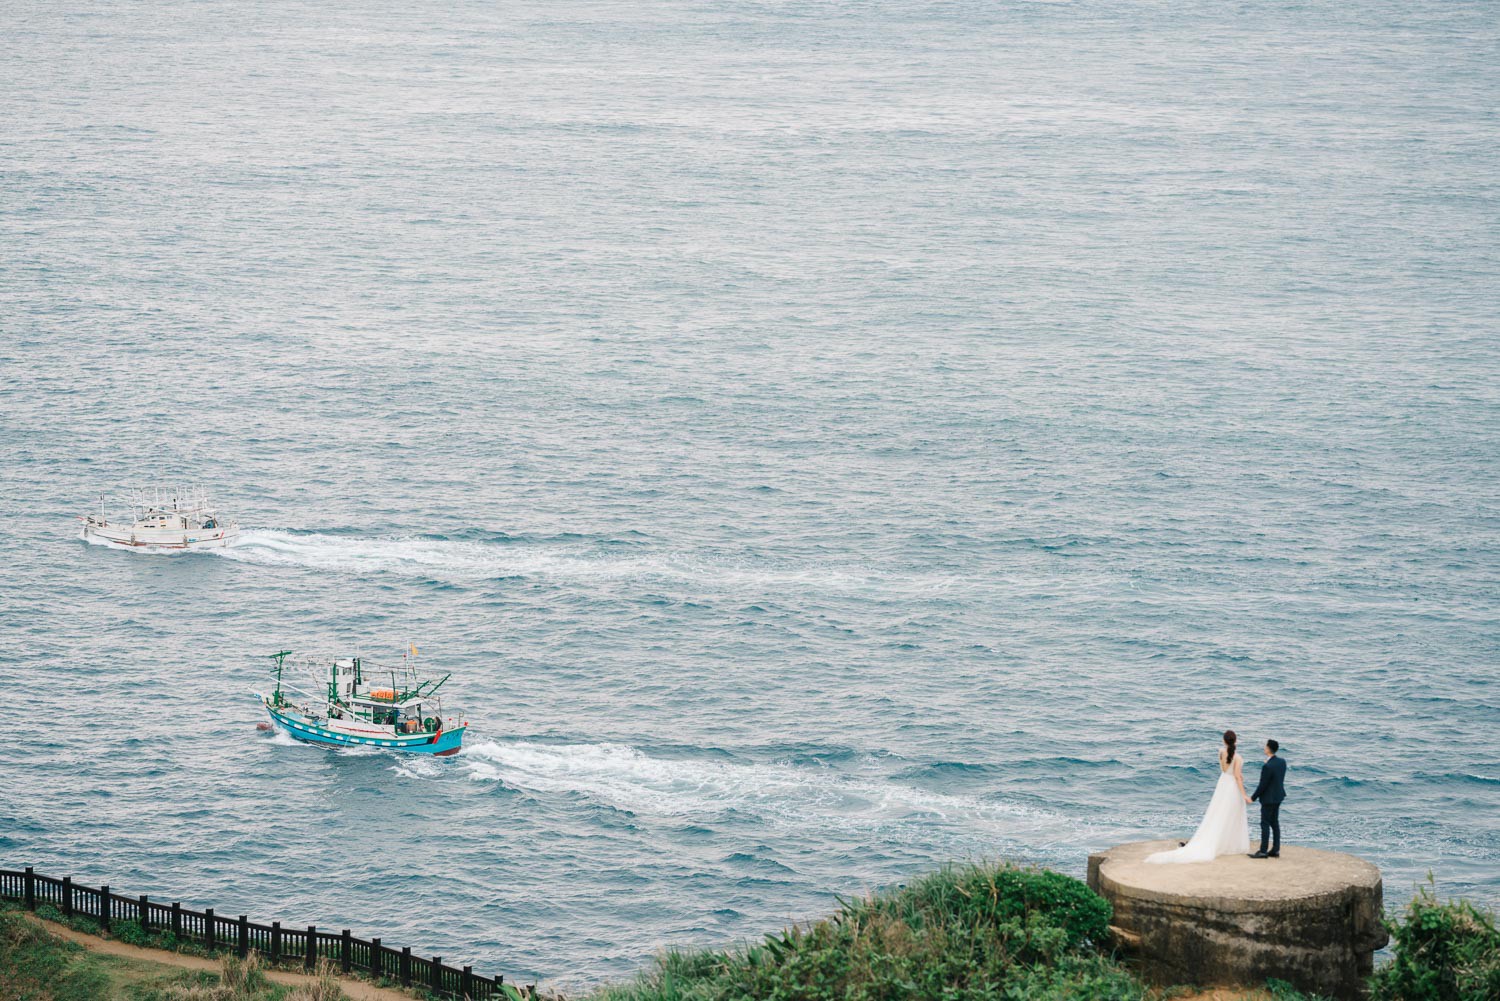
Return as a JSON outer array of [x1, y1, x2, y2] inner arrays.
[[80, 487, 239, 552]]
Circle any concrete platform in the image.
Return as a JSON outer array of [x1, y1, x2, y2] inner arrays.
[[1088, 840, 1387, 999]]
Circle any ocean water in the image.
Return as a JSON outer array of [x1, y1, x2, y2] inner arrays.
[[2, 0, 1498, 989]]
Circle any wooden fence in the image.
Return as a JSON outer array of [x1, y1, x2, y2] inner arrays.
[[0, 867, 521, 1000]]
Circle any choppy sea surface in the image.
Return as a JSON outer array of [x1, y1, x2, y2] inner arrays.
[[2, 0, 1498, 988]]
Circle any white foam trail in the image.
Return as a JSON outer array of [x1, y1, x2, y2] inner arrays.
[[214, 530, 958, 594], [333, 743, 383, 757], [460, 740, 1070, 841], [265, 727, 301, 747], [390, 756, 446, 779]]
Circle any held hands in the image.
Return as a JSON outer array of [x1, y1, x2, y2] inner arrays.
[[1244, 794, 1253, 804]]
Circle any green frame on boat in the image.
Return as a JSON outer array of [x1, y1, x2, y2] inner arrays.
[[268, 650, 293, 708], [265, 648, 458, 733]]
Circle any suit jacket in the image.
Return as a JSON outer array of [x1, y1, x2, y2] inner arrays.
[[1251, 754, 1287, 805]]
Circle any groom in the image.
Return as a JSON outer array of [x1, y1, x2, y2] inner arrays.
[[1247, 739, 1286, 858]]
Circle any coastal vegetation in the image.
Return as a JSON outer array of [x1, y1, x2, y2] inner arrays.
[[593, 863, 1143, 1001], [590, 863, 1500, 1001], [5, 865, 1498, 1001], [1367, 881, 1500, 1001]]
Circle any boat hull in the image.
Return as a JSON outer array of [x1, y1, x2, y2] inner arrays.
[[264, 702, 466, 756], [83, 522, 240, 552]]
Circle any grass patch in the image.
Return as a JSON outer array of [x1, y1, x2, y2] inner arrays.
[[146, 955, 349, 1000], [1, 906, 118, 1001], [0, 908, 350, 1000]]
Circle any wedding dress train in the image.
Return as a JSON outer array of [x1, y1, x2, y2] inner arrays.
[[1146, 757, 1250, 863]]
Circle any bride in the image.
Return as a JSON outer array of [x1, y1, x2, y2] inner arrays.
[[1147, 729, 1251, 864]]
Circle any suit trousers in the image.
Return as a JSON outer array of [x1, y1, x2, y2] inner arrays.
[[1259, 802, 1281, 854]]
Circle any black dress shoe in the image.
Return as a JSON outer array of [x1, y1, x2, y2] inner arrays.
[[1267, 851, 1280, 858], [1248, 851, 1270, 858]]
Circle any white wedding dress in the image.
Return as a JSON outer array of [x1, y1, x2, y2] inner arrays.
[[1147, 754, 1250, 863]]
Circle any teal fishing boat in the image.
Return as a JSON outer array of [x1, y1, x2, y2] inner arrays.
[[261, 648, 467, 755]]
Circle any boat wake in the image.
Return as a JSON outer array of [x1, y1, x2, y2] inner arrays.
[[459, 740, 1084, 847], [263, 727, 302, 747], [214, 530, 959, 595]]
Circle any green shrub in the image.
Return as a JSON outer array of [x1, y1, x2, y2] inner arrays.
[[1264, 978, 1325, 1000], [886, 862, 1113, 950], [592, 862, 1139, 1001], [1369, 883, 1500, 1001], [70, 915, 102, 935], [114, 918, 149, 946]]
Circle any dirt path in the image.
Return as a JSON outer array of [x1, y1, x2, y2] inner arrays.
[[41, 917, 418, 1001]]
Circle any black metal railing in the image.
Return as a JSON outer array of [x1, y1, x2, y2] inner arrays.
[[0, 867, 518, 1000]]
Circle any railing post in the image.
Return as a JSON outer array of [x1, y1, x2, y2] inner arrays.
[[462, 966, 472, 997], [62, 876, 73, 917], [400, 945, 412, 987], [100, 885, 111, 930], [23, 867, 34, 910], [305, 925, 316, 970], [139, 895, 150, 931], [370, 937, 381, 978], [270, 921, 281, 964], [204, 907, 216, 952], [171, 902, 182, 938], [430, 955, 442, 992], [238, 915, 249, 958], [341, 929, 352, 973]]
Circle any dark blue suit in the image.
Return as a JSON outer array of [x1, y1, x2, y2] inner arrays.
[[1250, 754, 1287, 853]]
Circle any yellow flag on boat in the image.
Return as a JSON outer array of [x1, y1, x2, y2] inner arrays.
[[409, 643, 419, 657]]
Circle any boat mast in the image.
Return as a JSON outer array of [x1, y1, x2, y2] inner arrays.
[[268, 650, 293, 706]]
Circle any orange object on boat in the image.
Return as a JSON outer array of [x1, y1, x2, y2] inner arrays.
[[371, 688, 397, 700]]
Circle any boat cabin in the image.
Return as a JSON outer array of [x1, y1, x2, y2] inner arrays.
[[322, 657, 444, 734]]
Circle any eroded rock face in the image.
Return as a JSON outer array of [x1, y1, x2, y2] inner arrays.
[[1087, 841, 1387, 1000]]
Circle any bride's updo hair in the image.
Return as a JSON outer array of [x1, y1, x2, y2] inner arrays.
[[1223, 730, 1237, 761]]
